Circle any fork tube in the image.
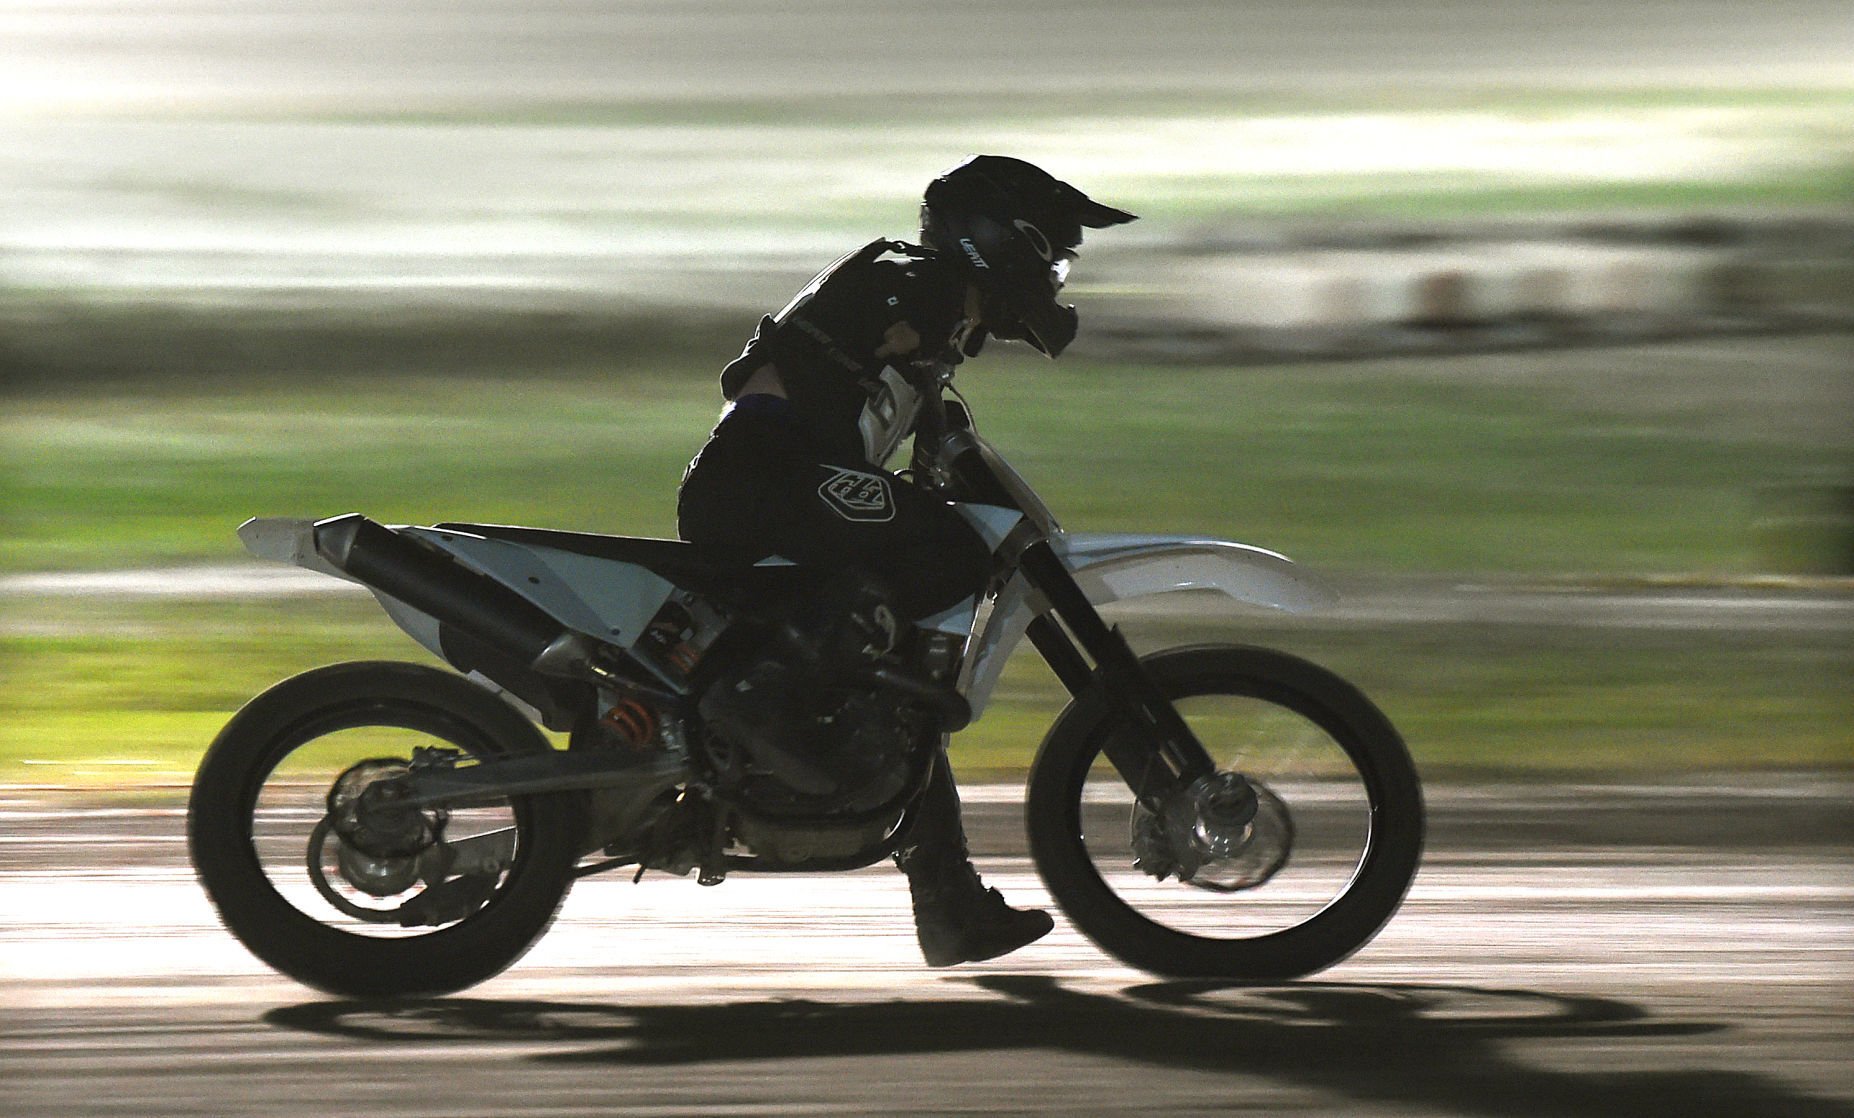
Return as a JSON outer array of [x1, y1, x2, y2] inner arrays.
[[1025, 615, 1093, 695], [1016, 541, 1216, 786], [1025, 613, 1174, 802]]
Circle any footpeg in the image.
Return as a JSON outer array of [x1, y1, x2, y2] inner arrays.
[[848, 663, 972, 731]]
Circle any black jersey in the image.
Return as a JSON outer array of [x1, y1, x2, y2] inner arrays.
[[718, 240, 968, 466]]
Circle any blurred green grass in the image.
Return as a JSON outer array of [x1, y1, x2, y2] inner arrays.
[[2, 598, 1844, 786], [5, 342, 1842, 577], [3, 338, 1849, 783]]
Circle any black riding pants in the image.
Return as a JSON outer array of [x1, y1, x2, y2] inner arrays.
[[676, 402, 989, 878], [676, 404, 992, 621]]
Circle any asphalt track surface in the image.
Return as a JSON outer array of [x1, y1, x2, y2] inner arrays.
[[4, 781, 1850, 1117]]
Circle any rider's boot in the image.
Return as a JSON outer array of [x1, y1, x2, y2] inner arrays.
[[902, 857, 1055, 967], [897, 754, 1053, 966]]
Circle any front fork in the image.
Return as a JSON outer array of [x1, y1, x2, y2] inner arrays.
[[1015, 541, 1256, 823]]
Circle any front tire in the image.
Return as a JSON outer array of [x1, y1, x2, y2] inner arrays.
[[1027, 645, 1423, 981], [188, 661, 581, 997]]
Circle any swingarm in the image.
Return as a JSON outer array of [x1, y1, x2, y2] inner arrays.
[[385, 747, 689, 809]]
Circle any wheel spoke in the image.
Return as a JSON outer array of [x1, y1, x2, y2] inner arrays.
[[251, 724, 522, 938], [188, 661, 582, 996], [1028, 646, 1423, 980], [1081, 692, 1372, 939]]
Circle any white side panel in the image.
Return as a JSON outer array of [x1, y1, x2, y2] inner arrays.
[[524, 544, 678, 644], [953, 503, 1025, 551], [400, 528, 674, 644], [959, 573, 1038, 718], [373, 593, 446, 659], [917, 594, 980, 637]]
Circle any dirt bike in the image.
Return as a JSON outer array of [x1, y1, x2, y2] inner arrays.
[[187, 381, 1423, 997]]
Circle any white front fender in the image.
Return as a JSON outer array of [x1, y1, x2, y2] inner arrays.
[[1055, 533, 1335, 614], [959, 533, 1334, 718]]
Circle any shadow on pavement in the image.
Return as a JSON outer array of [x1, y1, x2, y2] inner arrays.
[[265, 975, 1851, 1118]]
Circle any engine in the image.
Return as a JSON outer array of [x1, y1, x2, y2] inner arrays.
[[726, 682, 926, 812], [710, 680, 931, 863]]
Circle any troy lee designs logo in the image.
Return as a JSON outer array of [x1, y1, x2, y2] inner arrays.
[[818, 468, 896, 522]]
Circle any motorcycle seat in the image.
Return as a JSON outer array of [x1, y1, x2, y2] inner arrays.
[[434, 522, 804, 600]]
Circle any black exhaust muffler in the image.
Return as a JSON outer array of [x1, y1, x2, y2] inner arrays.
[[313, 513, 568, 667]]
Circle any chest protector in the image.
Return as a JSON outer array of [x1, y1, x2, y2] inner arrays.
[[719, 240, 967, 466]]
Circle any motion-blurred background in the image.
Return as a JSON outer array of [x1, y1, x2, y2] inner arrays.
[[3, 0, 1849, 787]]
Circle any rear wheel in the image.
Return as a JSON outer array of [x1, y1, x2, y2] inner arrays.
[[188, 661, 581, 997], [1027, 645, 1422, 980]]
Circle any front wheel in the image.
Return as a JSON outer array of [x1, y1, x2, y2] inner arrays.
[[188, 661, 582, 997], [1027, 645, 1423, 980]]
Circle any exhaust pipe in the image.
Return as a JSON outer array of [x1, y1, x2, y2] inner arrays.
[[313, 514, 570, 668]]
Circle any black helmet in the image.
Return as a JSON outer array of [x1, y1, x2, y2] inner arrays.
[[920, 155, 1137, 357]]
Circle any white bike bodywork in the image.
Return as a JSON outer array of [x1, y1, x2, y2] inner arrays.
[[959, 529, 1334, 716], [240, 514, 1334, 724]]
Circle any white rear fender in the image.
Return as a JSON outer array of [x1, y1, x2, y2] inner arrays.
[[237, 517, 357, 583], [959, 533, 1334, 718]]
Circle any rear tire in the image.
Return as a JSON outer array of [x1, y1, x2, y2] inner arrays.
[[1027, 645, 1422, 981], [188, 661, 581, 997]]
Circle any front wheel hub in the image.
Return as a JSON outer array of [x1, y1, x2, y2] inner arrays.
[[1132, 772, 1292, 892], [1191, 772, 1259, 853]]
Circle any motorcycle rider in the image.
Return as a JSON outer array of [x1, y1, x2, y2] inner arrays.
[[677, 154, 1136, 966]]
